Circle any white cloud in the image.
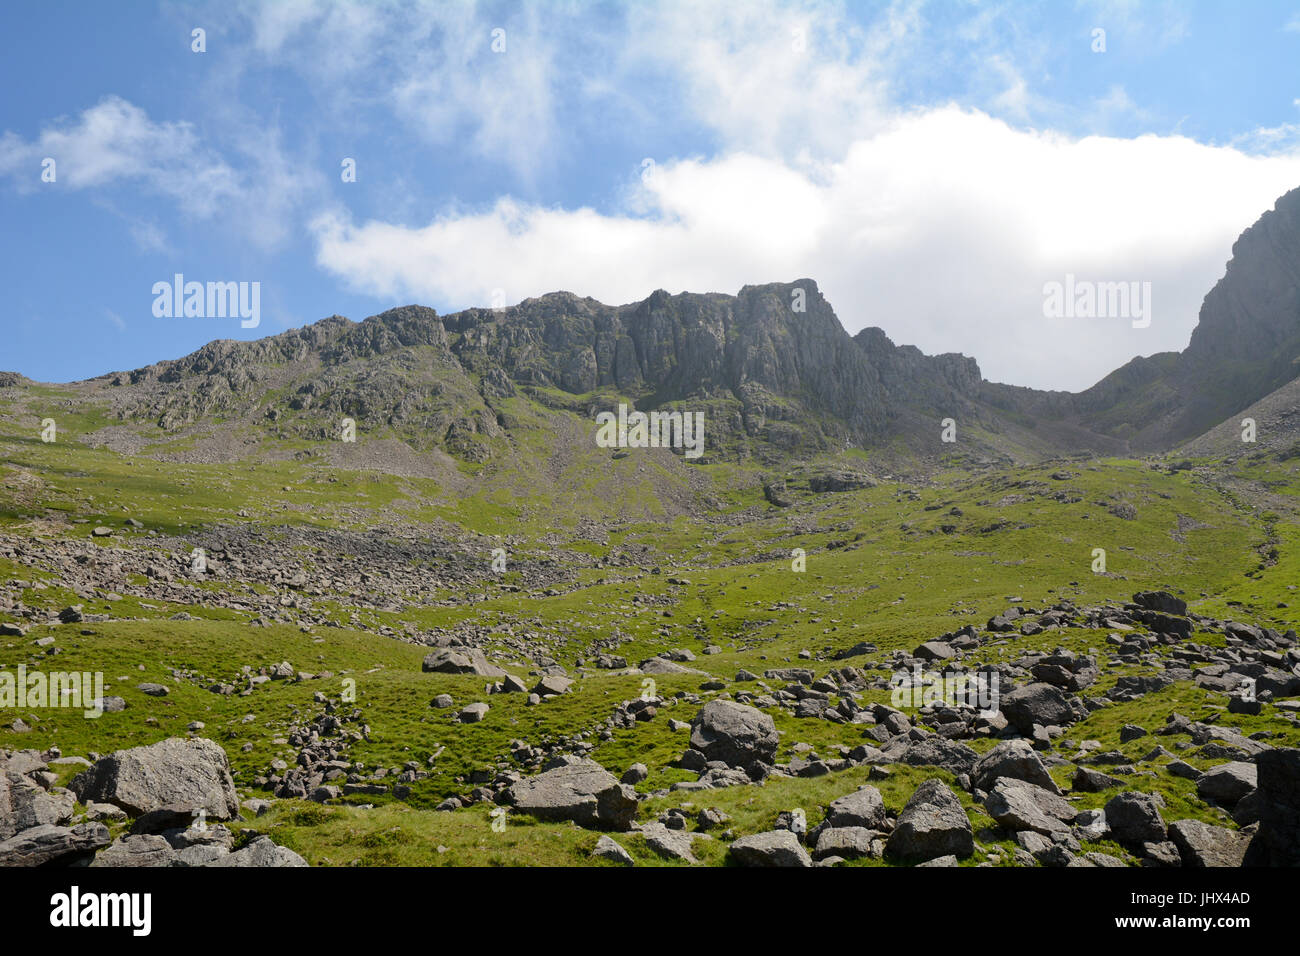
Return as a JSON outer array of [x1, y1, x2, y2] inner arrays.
[[311, 107, 1300, 392], [227, 0, 565, 180], [0, 96, 239, 216]]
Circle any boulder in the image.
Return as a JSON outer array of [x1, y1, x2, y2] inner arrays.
[[886, 779, 974, 861], [984, 780, 1076, 836], [591, 834, 634, 866], [639, 658, 703, 675], [1169, 819, 1250, 867], [1000, 683, 1075, 735], [421, 648, 506, 677], [688, 700, 779, 768], [0, 822, 110, 866], [90, 834, 178, 867], [70, 737, 240, 820], [1196, 762, 1257, 807], [973, 739, 1060, 793], [1, 770, 74, 841], [914, 641, 955, 661], [813, 826, 881, 860], [641, 822, 699, 863], [506, 759, 638, 831], [1132, 591, 1188, 616], [728, 830, 812, 867], [532, 675, 573, 697], [896, 736, 978, 776], [209, 835, 307, 867], [1072, 767, 1122, 793], [824, 786, 886, 830], [1104, 791, 1167, 846]]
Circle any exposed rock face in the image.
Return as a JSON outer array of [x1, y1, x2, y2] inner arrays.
[[688, 700, 780, 768], [70, 738, 241, 820], [505, 759, 638, 831], [1196, 762, 1258, 807], [1006, 186, 1300, 452], [18, 186, 1300, 466]]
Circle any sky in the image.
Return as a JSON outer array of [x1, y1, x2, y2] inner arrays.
[[2, 0, 1299, 391]]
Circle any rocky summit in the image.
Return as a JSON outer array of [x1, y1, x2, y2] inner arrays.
[[1, 189, 1299, 869]]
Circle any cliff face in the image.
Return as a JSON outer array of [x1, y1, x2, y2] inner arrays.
[[444, 280, 890, 445]]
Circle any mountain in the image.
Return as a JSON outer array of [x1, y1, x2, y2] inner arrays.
[[986, 186, 1300, 452], [4, 188, 1300, 474]]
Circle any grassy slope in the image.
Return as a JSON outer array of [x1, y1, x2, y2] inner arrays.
[[1, 384, 1298, 866]]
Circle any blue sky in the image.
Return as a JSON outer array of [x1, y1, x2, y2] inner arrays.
[[3, 0, 1300, 390]]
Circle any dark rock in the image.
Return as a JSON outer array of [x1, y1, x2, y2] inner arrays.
[[1104, 791, 1167, 846], [886, 779, 974, 861]]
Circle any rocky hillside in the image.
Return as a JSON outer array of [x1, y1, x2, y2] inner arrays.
[[3, 185, 1298, 473]]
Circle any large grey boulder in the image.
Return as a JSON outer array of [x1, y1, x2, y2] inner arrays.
[[999, 682, 1074, 735], [728, 830, 812, 867], [825, 786, 886, 830], [973, 739, 1060, 793], [984, 780, 1077, 836], [1169, 819, 1250, 867], [641, 822, 699, 863], [1, 771, 75, 841], [895, 736, 978, 776], [70, 737, 240, 820], [813, 826, 881, 860], [1104, 791, 1167, 846], [421, 647, 506, 677], [689, 700, 779, 768], [0, 822, 110, 866], [209, 835, 307, 867], [1196, 762, 1257, 807], [90, 834, 178, 867], [639, 657, 703, 675], [592, 834, 634, 866], [886, 779, 974, 861], [506, 759, 638, 831]]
